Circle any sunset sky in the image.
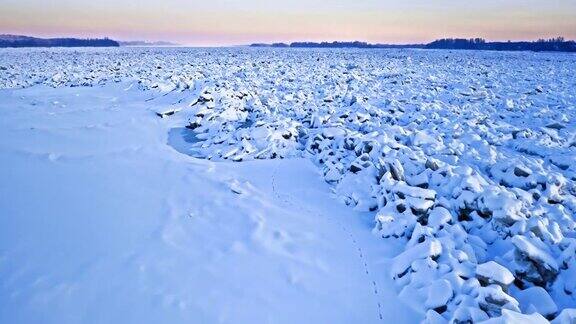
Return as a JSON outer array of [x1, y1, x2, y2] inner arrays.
[[1, 0, 575, 46]]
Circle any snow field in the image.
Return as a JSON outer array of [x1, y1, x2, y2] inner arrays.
[[0, 83, 418, 323], [1, 47, 575, 323]]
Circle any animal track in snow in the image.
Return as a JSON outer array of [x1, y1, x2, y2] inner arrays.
[[271, 162, 384, 321]]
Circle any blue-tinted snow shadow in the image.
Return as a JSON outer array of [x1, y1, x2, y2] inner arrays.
[[167, 127, 203, 158]]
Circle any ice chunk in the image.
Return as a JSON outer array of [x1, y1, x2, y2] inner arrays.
[[425, 279, 453, 309], [425, 309, 448, 324], [476, 261, 515, 288], [428, 207, 452, 230], [512, 235, 559, 274], [479, 309, 548, 324], [477, 284, 520, 316], [552, 309, 576, 324], [391, 239, 442, 278], [515, 286, 557, 317]]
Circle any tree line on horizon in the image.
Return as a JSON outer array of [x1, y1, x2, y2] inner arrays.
[[0, 35, 119, 48], [251, 37, 576, 52], [251, 41, 421, 49], [426, 37, 576, 52], [1, 34, 575, 52]]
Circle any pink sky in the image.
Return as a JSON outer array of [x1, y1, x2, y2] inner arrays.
[[1, 0, 575, 45]]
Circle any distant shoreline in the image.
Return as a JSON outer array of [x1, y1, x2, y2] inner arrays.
[[118, 40, 180, 47], [250, 38, 576, 53], [1, 34, 575, 52], [0, 35, 181, 48], [0, 35, 119, 48]]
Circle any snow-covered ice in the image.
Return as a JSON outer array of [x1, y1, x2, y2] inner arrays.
[[0, 83, 416, 323], [0, 47, 575, 323]]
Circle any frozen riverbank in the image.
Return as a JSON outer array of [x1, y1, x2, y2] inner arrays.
[[0, 84, 419, 323]]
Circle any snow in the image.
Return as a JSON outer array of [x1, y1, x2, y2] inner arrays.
[[0, 84, 418, 323], [511, 235, 559, 273], [1, 47, 576, 322], [515, 286, 558, 317], [428, 206, 452, 230], [552, 309, 576, 324], [425, 279, 453, 309], [476, 261, 515, 287], [480, 309, 549, 324], [391, 239, 443, 278]]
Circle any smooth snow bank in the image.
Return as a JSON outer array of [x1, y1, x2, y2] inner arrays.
[[0, 84, 419, 323]]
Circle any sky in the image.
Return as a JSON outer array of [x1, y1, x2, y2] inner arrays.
[[1, 0, 575, 46]]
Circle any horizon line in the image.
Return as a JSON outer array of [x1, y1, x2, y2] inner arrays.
[[2, 32, 575, 47]]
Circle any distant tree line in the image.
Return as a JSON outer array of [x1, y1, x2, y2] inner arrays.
[[0, 35, 120, 48], [250, 37, 576, 52], [291, 41, 380, 48], [118, 40, 178, 46], [425, 37, 576, 52], [250, 41, 424, 49]]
